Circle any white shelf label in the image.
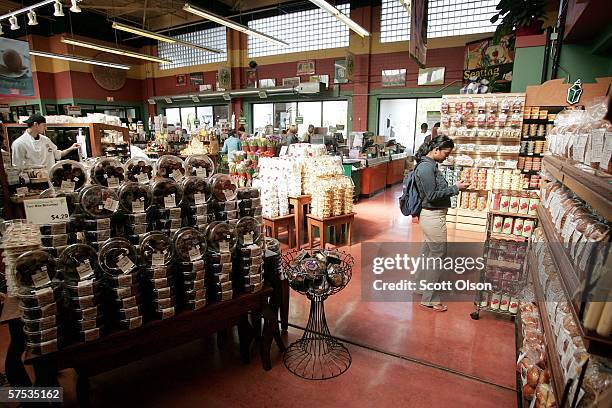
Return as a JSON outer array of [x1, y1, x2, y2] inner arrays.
[[77, 260, 94, 280], [136, 173, 150, 183], [195, 167, 207, 178], [31, 270, 51, 288], [164, 194, 176, 208], [116, 255, 135, 273], [194, 193, 205, 205], [152, 251, 165, 266], [60, 180, 75, 192], [132, 200, 145, 213], [107, 177, 120, 188]]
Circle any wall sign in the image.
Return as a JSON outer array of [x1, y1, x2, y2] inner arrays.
[[282, 77, 300, 87], [418, 67, 445, 86], [176, 74, 187, 86], [334, 60, 348, 84], [24, 197, 69, 225], [297, 60, 315, 76], [345, 52, 355, 82], [0, 38, 34, 96], [409, 0, 428, 68], [259, 78, 276, 88], [462, 35, 515, 93], [217, 66, 231, 91], [382, 69, 406, 87], [567, 79, 583, 105], [66, 105, 82, 116], [190, 72, 203, 86]]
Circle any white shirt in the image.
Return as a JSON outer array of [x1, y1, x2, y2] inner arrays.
[[414, 131, 429, 154], [11, 130, 61, 169]]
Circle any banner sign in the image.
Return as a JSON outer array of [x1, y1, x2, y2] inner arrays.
[[409, 0, 428, 68], [462, 35, 515, 93], [297, 60, 315, 76], [0, 38, 34, 96]]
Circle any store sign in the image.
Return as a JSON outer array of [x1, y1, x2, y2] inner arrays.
[[66, 105, 82, 116], [282, 77, 300, 87], [190, 72, 203, 86], [334, 60, 348, 84], [462, 64, 513, 93], [418, 67, 445, 86], [199, 84, 212, 92], [0, 103, 9, 113], [176, 74, 187, 87], [409, 0, 428, 68], [295, 116, 304, 124], [462, 35, 515, 93], [0, 38, 34, 97], [297, 60, 315, 76], [24, 197, 69, 225], [259, 78, 276, 88], [382, 69, 406, 87], [567, 79, 583, 105]]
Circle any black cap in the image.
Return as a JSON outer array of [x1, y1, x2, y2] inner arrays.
[[25, 114, 46, 127]]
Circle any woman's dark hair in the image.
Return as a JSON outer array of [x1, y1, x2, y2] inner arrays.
[[415, 135, 454, 162]]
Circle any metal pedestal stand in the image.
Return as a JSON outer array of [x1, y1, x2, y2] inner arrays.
[[281, 249, 353, 380]]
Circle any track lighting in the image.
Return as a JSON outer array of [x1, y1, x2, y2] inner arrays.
[[70, 0, 81, 13], [9, 15, 19, 31], [53, 1, 64, 17], [27, 11, 38, 26]]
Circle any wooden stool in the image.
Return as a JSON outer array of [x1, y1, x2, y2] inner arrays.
[[263, 214, 296, 248], [307, 213, 355, 249]]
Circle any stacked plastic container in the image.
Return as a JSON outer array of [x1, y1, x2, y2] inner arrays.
[[173, 227, 207, 311], [117, 182, 152, 245], [205, 222, 236, 302], [234, 217, 265, 294], [209, 174, 239, 226], [78, 185, 119, 251], [139, 232, 176, 320], [150, 179, 184, 235], [181, 176, 213, 232]]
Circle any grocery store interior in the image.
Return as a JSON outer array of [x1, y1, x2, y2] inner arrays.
[[0, 0, 610, 407]]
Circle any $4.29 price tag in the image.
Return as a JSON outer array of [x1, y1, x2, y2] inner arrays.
[[24, 197, 70, 225]]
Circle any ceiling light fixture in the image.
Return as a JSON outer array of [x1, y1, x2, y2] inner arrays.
[[308, 0, 370, 37], [27, 11, 37, 26], [112, 22, 221, 53], [191, 96, 200, 102], [61, 37, 171, 64], [222, 93, 231, 101], [53, 0, 64, 17], [70, 0, 81, 13], [30, 50, 131, 70], [183, 3, 288, 47], [0, 0, 55, 21], [9, 16, 19, 30]]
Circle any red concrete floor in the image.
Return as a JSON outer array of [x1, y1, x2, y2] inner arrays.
[[0, 185, 518, 407]]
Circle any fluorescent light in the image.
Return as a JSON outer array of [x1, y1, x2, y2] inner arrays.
[[61, 37, 171, 64], [308, 0, 370, 37], [27, 11, 37, 26], [70, 0, 81, 13], [258, 91, 267, 99], [53, 1, 64, 17], [222, 93, 231, 101], [30, 50, 131, 70], [164, 98, 173, 104], [9, 16, 19, 30], [183, 3, 288, 47], [0, 0, 55, 21], [0, 24, 3, 35], [112, 22, 221, 53], [147, 98, 156, 105]]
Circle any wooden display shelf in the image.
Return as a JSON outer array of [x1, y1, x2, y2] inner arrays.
[[537, 204, 612, 357], [490, 232, 528, 242], [452, 137, 521, 144], [452, 151, 519, 158], [519, 153, 544, 157], [543, 155, 612, 222], [488, 259, 522, 270], [489, 210, 538, 219], [530, 253, 566, 405]]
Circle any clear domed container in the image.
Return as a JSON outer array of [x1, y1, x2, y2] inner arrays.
[[98, 237, 138, 275], [139, 231, 174, 266], [39, 188, 79, 215], [124, 157, 154, 183], [59, 243, 99, 282], [14, 250, 57, 289], [118, 182, 152, 213], [205, 221, 236, 254], [173, 227, 206, 262], [181, 176, 210, 206], [90, 157, 125, 188], [49, 160, 87, 192], [234, 216, 263, 247], [78, 185, 120, 218], [184, 154, 215, 178], [155, 155, 185, 182], [151, 178, 183, 208], [209, 174, 238, 202]]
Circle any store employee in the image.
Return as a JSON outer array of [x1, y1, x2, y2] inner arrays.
[[11, 114, 80, 169]]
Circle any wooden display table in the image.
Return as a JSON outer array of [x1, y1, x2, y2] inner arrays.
[[263, 214, 296, 248], [288, 195, 312, 248], [306, 213, 355, 249], [2, 288, 284, 405]]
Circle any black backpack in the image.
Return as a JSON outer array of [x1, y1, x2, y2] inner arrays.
[[399, 166, 422, 217]]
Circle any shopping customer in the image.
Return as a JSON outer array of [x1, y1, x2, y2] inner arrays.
[[221, 130, 242, 161], [414, 135, 469, 312], [285, 125, 299, 145], [302, 124, 315, 143], [11, 114, 80, 169]]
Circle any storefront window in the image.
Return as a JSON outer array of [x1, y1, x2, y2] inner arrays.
[[180, 107, 197, 132], [297, 101, 322, 136], [253, 103, 274, 135], [274, 102, 298, 131], [322, 101, 348, 137], [166, 108, 181, 127], [197, 106, 213, 126]]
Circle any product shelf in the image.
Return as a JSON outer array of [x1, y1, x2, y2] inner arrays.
[[487, 259, 523, 270], [536, 204, 612, 357], [543, 155, 612, 222], [490, 232, 528, 242], [489, 210, 538, 219]]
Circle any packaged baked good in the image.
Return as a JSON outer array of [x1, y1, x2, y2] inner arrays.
[[124, 157, 154, 183], [98, 237, 138, 275], [205, 221, 236, 254], [49, 160, 87, 192], [173, 227, 206, 262], [79, 185, 120, 218], [235, 216, 263, 247], [151, 178, 183, 208], [140, 232, 174, 266], [181, 176, 210, 205], [118, 182, 152, 213], [184, 154, 215, 178], [156, 155, 185, 181], [209, 174, 238, 202], [59, 243, 99, 282], [14, 250, 57, 289], [90, 157, 125, 187]]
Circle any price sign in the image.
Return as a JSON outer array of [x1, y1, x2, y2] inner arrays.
[[24, 198, 70, 225], [195, 167, 207, 178]]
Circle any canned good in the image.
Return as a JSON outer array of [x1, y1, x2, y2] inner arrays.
[[492, 216, 504, 233], [513, 218, 524, 236], [500, 293, 510, 311], [490, 293, 501, 310], [502, 217, 514, 235], [522, 220, 535, 238]]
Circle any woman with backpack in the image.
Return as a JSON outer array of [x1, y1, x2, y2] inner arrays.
[[413, 135, 469, 312]]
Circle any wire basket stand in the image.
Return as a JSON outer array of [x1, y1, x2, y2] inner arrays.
[[281, 249, 354, 380]]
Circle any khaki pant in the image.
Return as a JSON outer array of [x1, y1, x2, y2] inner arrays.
[[418, 209, 448, 306]]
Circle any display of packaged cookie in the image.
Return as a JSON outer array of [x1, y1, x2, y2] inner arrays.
[[151, 178, 183, 209], [90, 157, 125, 188], [156, 155, 185, 182], [209, 174, 238, 202], [59, 243, 99, 283], [49, 160, 87, 192], [40, 188, 80, 215], [184, 154, 215, 178], [205, 222, 236, 254], [173, 227, 206, 262], [14, 250, 58, 290], [124, 157, 154, 183], [139, 231, 174, 266], [98, 237, 138, 276], [118, 182, 153, 213], [181, 176, 210, 206], [79, 185, 120, 219]]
